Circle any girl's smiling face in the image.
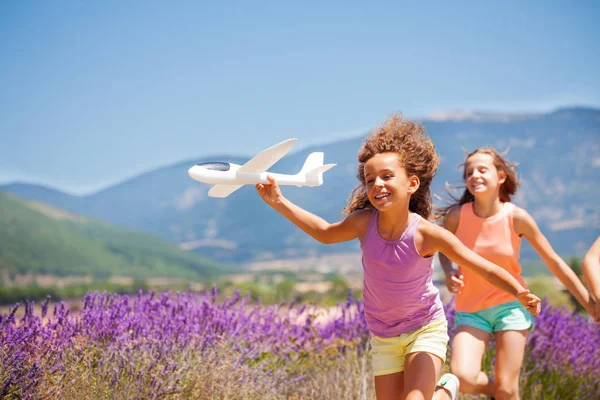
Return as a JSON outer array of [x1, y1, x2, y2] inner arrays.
[[364, 153, 419, 211], [464, 153, 506, 197]]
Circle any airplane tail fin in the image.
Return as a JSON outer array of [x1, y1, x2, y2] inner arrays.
[[299, 152, 336, 186]]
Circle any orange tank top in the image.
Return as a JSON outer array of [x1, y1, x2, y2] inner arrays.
[[454, 202, 526, 313]]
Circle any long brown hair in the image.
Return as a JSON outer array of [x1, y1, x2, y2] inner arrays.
[[435, 147, 519, 220], [343, 114, 440, 219]]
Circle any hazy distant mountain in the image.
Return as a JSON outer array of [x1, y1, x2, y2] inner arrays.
[[2, 107, 599, 264], [0, 192, 230, 281]]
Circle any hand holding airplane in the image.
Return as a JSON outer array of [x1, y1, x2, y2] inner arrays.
[[188, 138, 336, 198], [255, 175, 284, 207]]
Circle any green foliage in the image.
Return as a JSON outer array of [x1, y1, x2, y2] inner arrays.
[[0, 281, 150, 304], [566, 256, 585, 313], [522, 256, 593, 316], [275, 279, 296, 302], [320, 275, 352, 306], [0, 193, 233, 280], [521, 260, 551, 277], [526, 276, 572, 309], [216, 273, 360, 306], [568, 256, 583, 276]]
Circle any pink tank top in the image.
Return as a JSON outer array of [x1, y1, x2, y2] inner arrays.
[[361, 211, 445, 337], [454, 202, 526, 312]]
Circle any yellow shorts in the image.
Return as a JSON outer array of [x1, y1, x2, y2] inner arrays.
[[370, 318, 449, 377]]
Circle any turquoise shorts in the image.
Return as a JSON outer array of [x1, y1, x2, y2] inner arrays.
[[455, 301, 534, 333]]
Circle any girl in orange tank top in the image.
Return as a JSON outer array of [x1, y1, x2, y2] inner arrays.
[[436, 147, 595, 399], [453, 201, 526, 313]]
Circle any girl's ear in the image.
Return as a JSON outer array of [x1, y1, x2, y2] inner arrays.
[[498, 169, 507, 185], [408, 175, 420, 194]]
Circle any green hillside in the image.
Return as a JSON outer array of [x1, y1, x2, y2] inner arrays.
[[0, 192, 231, 282]]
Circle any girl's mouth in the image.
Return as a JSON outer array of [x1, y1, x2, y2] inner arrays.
[[374, 193, 390, 200]]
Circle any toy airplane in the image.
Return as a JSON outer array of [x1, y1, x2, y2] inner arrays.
[[188, 138, 336, 198]]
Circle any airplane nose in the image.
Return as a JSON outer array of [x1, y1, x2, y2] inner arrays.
[[188, 165, 201, 179]]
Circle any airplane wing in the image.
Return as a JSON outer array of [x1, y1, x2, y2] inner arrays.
[[237, 138, 298, 173], [208, 184, 244, 198]]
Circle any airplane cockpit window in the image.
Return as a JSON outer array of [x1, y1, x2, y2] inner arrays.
[[196, 162, 230, 171]]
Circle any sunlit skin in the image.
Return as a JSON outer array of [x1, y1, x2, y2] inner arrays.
[[256, 149, 541, 400], [583, 236, 600, 323], [439, 151, 596, 399]]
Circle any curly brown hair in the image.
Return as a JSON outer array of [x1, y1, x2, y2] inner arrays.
[[343, 114, 440, 219], [435, 147, 519, 220]]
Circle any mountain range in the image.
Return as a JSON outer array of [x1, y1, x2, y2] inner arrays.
[[2, 107, 599, 266]]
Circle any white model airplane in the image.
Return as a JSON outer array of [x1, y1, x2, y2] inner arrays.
[[188, 138, 336, 198]]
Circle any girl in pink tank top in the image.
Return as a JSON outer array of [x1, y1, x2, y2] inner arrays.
[[437, 148, 595, 399], [256, 115, 541, 400]]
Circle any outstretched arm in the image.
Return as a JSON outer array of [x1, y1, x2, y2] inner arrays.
[[513, 207, 594, 316], [438, 207, 464, 293], [583, 236, 600, 322], [256, 176, 367, 244], [422, 223, 541, 315]]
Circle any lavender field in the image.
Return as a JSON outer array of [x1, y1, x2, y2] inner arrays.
[[1, 288, 599, 399]]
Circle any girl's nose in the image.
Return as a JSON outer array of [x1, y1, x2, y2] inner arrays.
[[374, 177, 384, 187]]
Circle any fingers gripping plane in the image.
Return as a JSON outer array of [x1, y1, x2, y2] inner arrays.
[[188, 138, 336, 198]]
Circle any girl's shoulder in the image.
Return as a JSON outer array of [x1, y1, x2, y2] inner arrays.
[[416, 217, 447, 236], [441, 204, 464, 233], [347, 208, 375, 240], [415, 216, 436, 234], [414, 217, 450, 258], [446, 204, 463, 220], [509, 204, 530, 221], [510, 204, 535, 235], [349, 207, 374, 221]]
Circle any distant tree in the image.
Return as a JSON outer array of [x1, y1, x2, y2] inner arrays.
[[275, 279, 296, 302], [566, 256, 585, 313], [326, 275, 350, 304]]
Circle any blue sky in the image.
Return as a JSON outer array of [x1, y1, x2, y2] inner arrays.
[[1, 1, 599, 195]]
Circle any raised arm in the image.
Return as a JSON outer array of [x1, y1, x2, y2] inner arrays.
[[583, 236, 600, 322], [512, 207, 594, 316], [421, 222, 540, 315], [438, 206, 464, 293], [256, 176, 368, 244]]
